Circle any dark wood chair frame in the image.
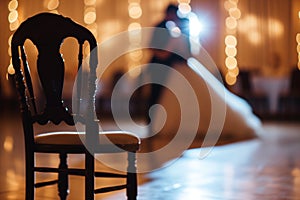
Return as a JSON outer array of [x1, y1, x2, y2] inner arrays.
[[12, 12, 139, 200]]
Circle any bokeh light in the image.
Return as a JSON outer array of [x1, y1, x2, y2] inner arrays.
[[8, 10, 18, 23], [229, 7, 241, 19], [225, 46, 237, 57], [128, 22, 141, 31], [47, 0, 59, 11], [225, 35, 237, 47], [84, 10, 97, 24], [226, 16, 237, 30], [8, 0, 18, 11], [296, 33, 300, 44], [178, 3, 191, 15], [7, 0, 19, 76], [224, 0, 240, 85], [84, 0, 96, 6], [128, 3, 142, 19], [225, 73, 237, 85], [225, 57, 237, 70]]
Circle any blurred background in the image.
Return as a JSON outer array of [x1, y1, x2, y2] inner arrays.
[[0, 0, 300, 120]]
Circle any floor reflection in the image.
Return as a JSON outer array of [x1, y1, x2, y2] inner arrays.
[[1, 110, 300, 199]]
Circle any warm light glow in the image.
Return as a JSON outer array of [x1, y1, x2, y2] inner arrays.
[[50, 10, 59, 14], [84, 0, 96, 6], [84, 11, 96, 24], [239, 15, 283, 45], [268, 18, 284, 38], [3, 136, 13, 152], [8, 46, 12, 57], [225, 35, 237, 47], [224, 1, 237, 11], [8, 35, 13, 46], [178, 3, 191, 15], [292, 168, 300, 177], [129, 50, 143, 61], [127, 0, 143, 80], [8, 0, 18, 11], [83, 0, 97, 40], [228, 66, 239, 76], [128, 3, 142, 19], [225, 73, 237, 85], [296, 33, 300, 43], [224, 0, 240, 85], [248, 31, 261, 45], [8, 0, 19, 82], [177, 0, 191, 4], [128, 22, 141, 31], [225, 57, 237, 69], [47, 0, 59, 10], [128, 64, 142, 78], [225, 46, 237, 57], [128, 0, 141, 3], [87, 22, 98, 31], [299, 11, 300, 19], [226, 17, 237, 29], [238, 15, 258, 34], [229, 8, 241, 19], [9, 20, 19, 31], [129, 31, 142, 44], [7, 64, 15, 75], [8, 10, 18, 23], [84, 6, 96, 15], [6, 169, 20, 190], [296, 25, 299, 70]]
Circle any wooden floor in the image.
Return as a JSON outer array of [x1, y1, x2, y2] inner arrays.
[[1, 109, 300, 199]]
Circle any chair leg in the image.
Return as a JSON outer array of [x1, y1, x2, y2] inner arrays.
[[85, 152, 94, 200], [58, 153, 69, 200], [25, 151, 34, 200], [127, 152, 137, 200]]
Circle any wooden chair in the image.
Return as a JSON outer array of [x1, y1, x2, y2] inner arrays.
[[11, 12, 140, 200]]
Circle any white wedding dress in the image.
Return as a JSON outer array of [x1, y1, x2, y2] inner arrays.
[[151, 58, 262, 148]]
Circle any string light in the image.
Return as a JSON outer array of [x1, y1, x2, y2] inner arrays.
[[297, 33, 300, 70], [44, 0, 60, 14], [83, 1, 97, 35], [297, 11, 300, 70], [127, 0, 143, 78], [177, 0, 203, 56], [128, 2, 142, 19], [224, 0, 240, 85], [6, 0, 20, 79], [83, 0, 98, 56], [178, 3, 191, 15]]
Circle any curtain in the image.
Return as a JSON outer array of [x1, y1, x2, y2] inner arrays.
[[237, 0, 292, 76]]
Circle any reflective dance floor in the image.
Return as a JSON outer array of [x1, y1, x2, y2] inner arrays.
[[1, 109, 300, 199]]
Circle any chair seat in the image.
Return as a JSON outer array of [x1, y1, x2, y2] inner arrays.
[[35, 131, 141, 147]]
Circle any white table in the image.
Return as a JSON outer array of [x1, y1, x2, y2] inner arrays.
[[251, 76, 290, 113]]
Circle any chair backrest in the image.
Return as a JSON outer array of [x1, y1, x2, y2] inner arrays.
[[12, 13, 98, 145]]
